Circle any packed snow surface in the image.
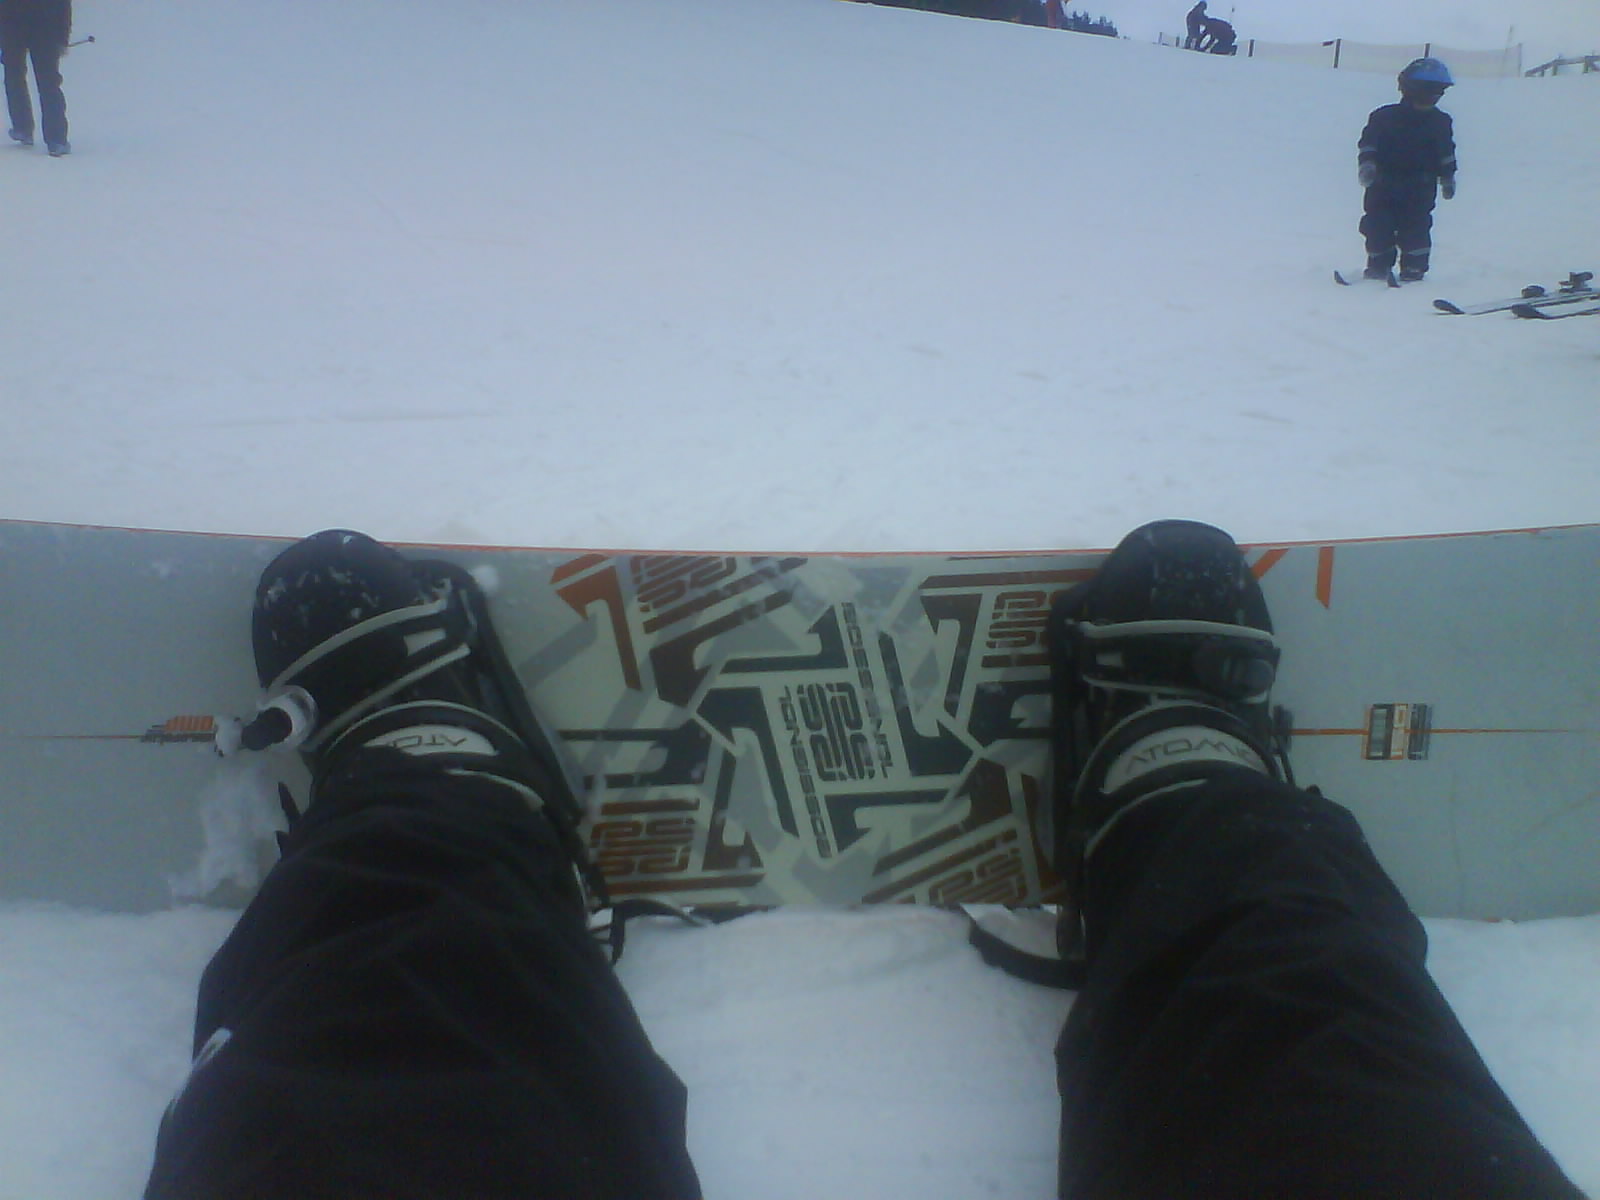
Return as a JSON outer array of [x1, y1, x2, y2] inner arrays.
[[2, 0, 1597, 1196], [3, 903, 1599, 1198], [2, 0, 1597, 551]]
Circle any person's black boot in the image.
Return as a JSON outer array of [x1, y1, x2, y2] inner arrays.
[[240, 529, 601, 910], [1043, 520, 1293, 960]]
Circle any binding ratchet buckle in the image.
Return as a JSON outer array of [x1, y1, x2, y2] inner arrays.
[[1073, 619, 1280, 704], [217, 594, 472, 756]]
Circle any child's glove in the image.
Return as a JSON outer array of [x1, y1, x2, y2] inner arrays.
[[1440, 175, 1456, 200], [1358, 162, 1377, 188]]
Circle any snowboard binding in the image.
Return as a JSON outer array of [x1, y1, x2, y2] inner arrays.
[[230, 530, 605, 910], [1044, 520, 1294, 955]]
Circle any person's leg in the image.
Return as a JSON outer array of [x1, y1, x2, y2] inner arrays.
[[1057, 774, 1582, 1199], [29, 39, 66, 150], [1360, 184, 1399, 277], [1396, 182, 1436, 280], [145, 765, 698, 1200], [1, 15, 34, 142], [144, 530, 700, 1200], [1047, 520, 1581, 1200]]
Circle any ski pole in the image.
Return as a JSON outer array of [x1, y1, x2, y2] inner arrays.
[[67, 35, 94, 47]]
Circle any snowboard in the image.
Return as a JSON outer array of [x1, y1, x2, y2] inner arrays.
[[3, 518, 1597, 923]]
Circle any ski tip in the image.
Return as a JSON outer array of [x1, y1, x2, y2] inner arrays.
[[1335, 269, 1403, 290], [1433, 299, 1464, 314]]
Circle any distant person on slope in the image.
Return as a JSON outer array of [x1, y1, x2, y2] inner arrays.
[[1357, 57, 1458, 282], [0, 0, 71, 155], [1039, 519, 1584, 1199], [1197, 16, 1237, 54], [1183, 0, 1206, 49]]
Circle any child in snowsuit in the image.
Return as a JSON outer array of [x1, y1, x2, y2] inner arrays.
[[1358, 57, 1457, 281], [0, 0, 71, 155]]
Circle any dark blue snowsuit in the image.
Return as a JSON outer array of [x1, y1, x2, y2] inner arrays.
[[1358, 101, 1457, 278]]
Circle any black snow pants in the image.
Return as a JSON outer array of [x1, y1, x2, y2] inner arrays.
[[142, 765, 701, 1200], [0, 2, 67, 147], [1361, 174, 1438, 277], [1057, 771, 1583, 1200]]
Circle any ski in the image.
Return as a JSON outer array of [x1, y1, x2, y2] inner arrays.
[[1509, 301, 1600, 320], [1335, 269, 1399, 288], [1434, 272, 1594, 315]]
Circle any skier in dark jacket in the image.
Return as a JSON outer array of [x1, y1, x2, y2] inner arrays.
[[1183, 0, 1206, 49], [1357, 57, 1458, 281], [0, 0, 70, 155]]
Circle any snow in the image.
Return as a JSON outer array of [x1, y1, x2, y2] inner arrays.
[[4, 0, 1597, 552], [1110, 0, 1597, 62], [3, 903, 1598, 1197], [2, 0, 1597, 1195]]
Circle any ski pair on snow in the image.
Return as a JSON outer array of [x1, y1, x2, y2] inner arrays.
[[1432, 271, 1594, 315]]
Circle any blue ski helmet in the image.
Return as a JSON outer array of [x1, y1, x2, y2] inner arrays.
[[1399, 57, 1454, 92]]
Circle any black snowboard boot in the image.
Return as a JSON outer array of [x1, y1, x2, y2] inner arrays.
[[1043, 520, 1293, 958], [242, 529, 602, 909]]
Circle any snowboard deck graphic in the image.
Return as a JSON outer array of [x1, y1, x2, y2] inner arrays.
[[3, 519, 1597, 921]]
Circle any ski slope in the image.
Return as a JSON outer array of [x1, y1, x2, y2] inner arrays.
[[2, 0, 1598, 1196], [2, 0, 1597, 551]]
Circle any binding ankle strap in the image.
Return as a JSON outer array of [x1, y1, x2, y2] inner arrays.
[[241, 595, 472, 753]]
